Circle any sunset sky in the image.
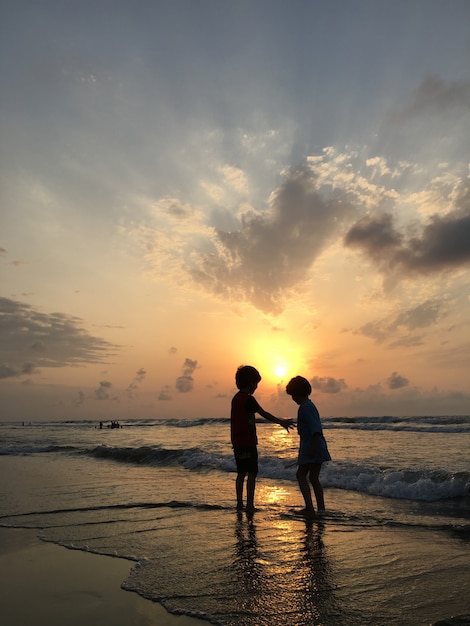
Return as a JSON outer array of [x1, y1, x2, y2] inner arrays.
[[1, 1, 470, 421]]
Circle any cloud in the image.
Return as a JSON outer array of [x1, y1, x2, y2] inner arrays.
[[344, 212, 402, 263], [175, 376, 194, 393], [387, 372, 409, 390], [344, 180, 470, 278], [0, 297, 119, 376], [126, 382, 138, 399], [357, 298, 446, 346], [158, 385, 172, 401], [182, 358, 198, 374], [73, 390, 86, 406], [190, 167, 352, 313], [311, 376, 348, 394], [389, 75, 470, 122], [136, 143, 465, 317], [175, 358, 198, 393], [393, 300, 444, 330], [0, 362, 38, 380], [94, 380, 112, 400], [122, 368, 147, 400], [135, 368, 146, 382], [395, 210, 470, 274]]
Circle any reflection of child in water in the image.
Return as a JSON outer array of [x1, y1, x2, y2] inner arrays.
[[286, 376, 331, 517], [231, 365, 294, 513]]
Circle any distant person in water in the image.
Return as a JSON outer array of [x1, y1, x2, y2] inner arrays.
[[231, 365, 294, 513], [286, 376, 331, 518]]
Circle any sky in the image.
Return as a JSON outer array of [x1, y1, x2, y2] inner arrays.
[[1, 0, 470, 421]]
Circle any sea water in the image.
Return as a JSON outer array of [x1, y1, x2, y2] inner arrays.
[[0, 416, 469, 625]]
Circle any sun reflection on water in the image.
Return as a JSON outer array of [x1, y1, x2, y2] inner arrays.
[[257, 484, 291, 507]]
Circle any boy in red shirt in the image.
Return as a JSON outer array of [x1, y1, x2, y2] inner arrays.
[[231, 365, 294, 513]]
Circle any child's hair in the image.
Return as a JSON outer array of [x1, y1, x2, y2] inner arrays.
[[286, 376, 312, 397], [235, 365, 262, 390]]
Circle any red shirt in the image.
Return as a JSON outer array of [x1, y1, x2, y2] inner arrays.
[[230, 391, 261, 447]]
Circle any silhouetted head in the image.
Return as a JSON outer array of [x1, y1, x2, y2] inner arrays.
[[235, 365, 262, 390], [286, 376, 312, 398]]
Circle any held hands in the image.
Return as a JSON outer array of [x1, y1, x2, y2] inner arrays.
[[281, 418, 295, 432]]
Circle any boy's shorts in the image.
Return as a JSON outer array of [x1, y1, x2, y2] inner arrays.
[[233, 446, 258, 474]]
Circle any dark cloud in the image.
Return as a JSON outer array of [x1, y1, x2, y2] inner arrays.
[[190, 168, 352, 313], [123, 368, 147, 399], [0, 297, 119, 377], [175, 375, 194, 393], [31, 341, 46, 352], [166, 199, 191, 217], [311, 376, 347, 394], [0, 365, 17, 379], [135, 368, 146, 382], [344, 212, 402, 263], [387, 372, 409, 390], [94, 380, 112, 400], [158, 385, 172, 401], [126, 382, 138, 399], [357, 298, 446, 346], [395, 210, 470, 273], [389, 75, 470, 122], [388, 335, 425, 349], [182, 358, 198, 374], [393, 300, 443, 330], [0, 363, 38, 379], [175, 358, 198, 393], [73, 390, 86, 406], [344, 183, 470, 278]]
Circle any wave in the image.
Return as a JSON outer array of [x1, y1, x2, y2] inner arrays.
[[0, 444, 77, 456], [262, 457, 470, 502], [1, 432, 468, 502], [86, 444, 222, 467], [131, 414, 469, 434], [1, 499, 468, 541], [153, 414, 470, 434], [130, 417, 230, 428], [3, 415, 469, 433], [0, 500, 227, 523], [84, 444, 469, 502], [322, 415, 470, 433], [320, 461, 470, 502]]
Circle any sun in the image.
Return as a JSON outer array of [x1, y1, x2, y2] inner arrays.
[[274, 364, 288, 379], [249, 334, 303, 385]]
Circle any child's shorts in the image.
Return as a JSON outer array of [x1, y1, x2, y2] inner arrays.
[[233, 446, 258, 474]]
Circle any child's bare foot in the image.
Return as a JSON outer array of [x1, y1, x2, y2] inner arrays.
[[298, 507, 316, 518]]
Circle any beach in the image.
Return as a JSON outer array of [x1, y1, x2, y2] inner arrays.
[[0, 527, 204, 626], [2, 513, 469, 626], [0, 417, 469, 625]]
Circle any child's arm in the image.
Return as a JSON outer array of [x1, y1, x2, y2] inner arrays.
[[257, 408, 295, 431]]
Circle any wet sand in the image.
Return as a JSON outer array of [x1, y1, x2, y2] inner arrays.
[[0, 527, 205, 626]]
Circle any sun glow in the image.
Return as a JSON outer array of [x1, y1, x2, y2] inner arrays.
[[249, 332, 306, 386], [274, 364, 288, 379]]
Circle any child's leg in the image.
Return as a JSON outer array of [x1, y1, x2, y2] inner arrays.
[[246, 472, 256, 511], [309, 464, 325, 511], [236, 471, 246, 510], [296, 464, 315, 513]]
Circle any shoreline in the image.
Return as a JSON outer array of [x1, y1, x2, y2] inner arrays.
[[0, 527, 206, 626]]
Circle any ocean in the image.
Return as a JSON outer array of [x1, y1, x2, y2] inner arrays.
[[0, 415, 469, 625]]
